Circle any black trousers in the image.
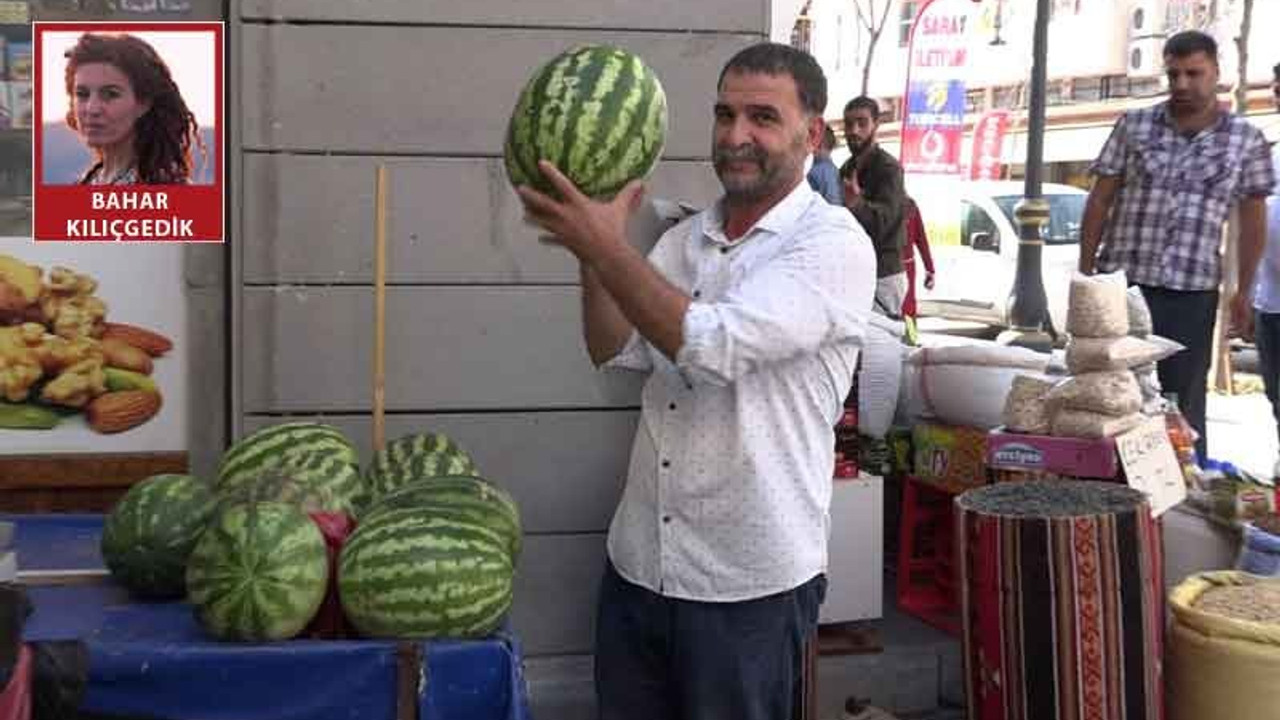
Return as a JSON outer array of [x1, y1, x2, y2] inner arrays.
[[1138, 285, 1219, 460], [1254, 309, 1280, 447], [594, 561, 826, 720]]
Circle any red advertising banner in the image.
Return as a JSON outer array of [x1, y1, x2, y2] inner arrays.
[[900, 0, 974, 175], [31, 22, 223, 242], [968, 109, 1010, 181]]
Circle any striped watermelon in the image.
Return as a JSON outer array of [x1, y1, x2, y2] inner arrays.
[[218, 470, 347, 515], [362, 476, 522, 560], [186, 501, 329, 642], [101, 473, 217, 599], [364, 432, 478, 501], [338, 509, 514, 639], [504, 44, 667, 199], [217, 422, 359, 492]]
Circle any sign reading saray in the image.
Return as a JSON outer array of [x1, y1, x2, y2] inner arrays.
[[901, 0, 974, 175], [968, 110, 1011, 180]]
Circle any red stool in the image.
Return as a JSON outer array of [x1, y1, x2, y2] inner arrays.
[[896, 476, 961, 635]]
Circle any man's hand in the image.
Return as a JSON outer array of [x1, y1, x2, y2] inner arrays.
[[924, 271, 935, 290], [1229, 291, 1255, 341], [516, 160, 646, 263], [842, 174, 862, 209]]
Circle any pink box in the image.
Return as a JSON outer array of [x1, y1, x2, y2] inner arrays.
[[986, 428, 1120, 480]]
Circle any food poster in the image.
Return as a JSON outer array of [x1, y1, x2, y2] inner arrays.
[[0, 240, 188, 452]]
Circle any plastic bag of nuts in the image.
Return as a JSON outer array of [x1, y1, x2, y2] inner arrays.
[[1051, 409, 1144, 439], [1067, 271, 1130, 338], [1001, 375, 1058, 434], [1045, 370, 1142, 417]]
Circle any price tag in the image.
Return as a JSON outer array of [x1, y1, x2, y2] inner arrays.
[[1116, 416, 1187, 517]]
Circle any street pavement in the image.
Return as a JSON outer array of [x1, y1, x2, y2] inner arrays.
[[1207, 387, 1277, 478]]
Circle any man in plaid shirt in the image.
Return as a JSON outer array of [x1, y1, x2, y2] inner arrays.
[[1080, 30, 1275, 460]]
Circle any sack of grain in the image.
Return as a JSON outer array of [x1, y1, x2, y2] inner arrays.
[[1068, 271, 1130, 337], [1167, 572, 1280, 720]]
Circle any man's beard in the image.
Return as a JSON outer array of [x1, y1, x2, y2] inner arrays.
[[847, 137, 871, 156], [713, 132, 807, 205]]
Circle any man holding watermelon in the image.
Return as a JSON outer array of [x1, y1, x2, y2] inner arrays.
[[516, 42, 875, 720]]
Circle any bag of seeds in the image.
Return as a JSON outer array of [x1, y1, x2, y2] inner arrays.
[[1002, 375, 1058, 434], [1044, 370, 1142, 417], [1067, 271, 1129, 338], [1065, 334, 1184, 373], [1050, 409, 1144, 438], [1127, 286, 1154, 337]]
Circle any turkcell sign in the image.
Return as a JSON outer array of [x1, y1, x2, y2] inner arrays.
[[901, 0, 973, 175]]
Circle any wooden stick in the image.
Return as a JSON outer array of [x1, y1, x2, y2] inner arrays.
[[373, 165, 389, 453]]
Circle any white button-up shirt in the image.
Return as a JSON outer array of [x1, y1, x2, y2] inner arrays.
[[1253, 144, 1280, 314], [604, 180, 876, 601]]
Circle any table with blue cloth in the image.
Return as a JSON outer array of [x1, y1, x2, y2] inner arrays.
[[6, 514, 533, 720]]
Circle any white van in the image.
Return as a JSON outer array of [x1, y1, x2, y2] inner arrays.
[[911, 179, 1086, 334]]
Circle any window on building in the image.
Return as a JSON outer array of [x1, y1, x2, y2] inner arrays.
[[1068, 77, 1104, 103], [965, 88, 986, 114], [899, 1, 921, 47], [993, 84, 1024, 111]]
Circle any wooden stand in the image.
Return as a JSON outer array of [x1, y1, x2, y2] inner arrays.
[[373, 164, 389, 453]]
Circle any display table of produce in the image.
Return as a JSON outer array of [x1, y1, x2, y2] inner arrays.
[[5, 513, 532, 720]]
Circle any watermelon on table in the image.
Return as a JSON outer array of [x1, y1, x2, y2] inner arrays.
[[504, 44, 667, 199], [100, 473, 217, 599], [218, 469, 355, 515], [217, 422, 359, 493], [362, 476, 522, 561], [338, 508, 514, 640], [186, 501, 330, 642], [363, 432, 478, 501]]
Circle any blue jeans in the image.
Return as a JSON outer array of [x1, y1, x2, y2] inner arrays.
[[594, 562, 826, 720], [1255, 309, 1280, 446]]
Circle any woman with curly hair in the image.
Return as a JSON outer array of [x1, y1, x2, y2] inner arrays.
[[63, 33, 205, 185]]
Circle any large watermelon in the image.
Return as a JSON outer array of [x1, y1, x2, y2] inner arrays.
[[101, 473, 217, 599], [218, 470, 348, 515], [504, 44, 667, 199], [362, 475, 522, 560], [186, 501, 329, 642], [217, 422, 359, 492], [338, 509, 514, 639], [364, 432, 478, 501]]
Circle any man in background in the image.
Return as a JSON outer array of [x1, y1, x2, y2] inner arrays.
[[807, 124, 842, 205], [842, 96, 907, 318], [1080, 31, 1274, 461], [1250, 61, 1280, 477]]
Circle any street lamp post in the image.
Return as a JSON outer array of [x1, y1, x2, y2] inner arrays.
[[998, 0, 1054, 352]]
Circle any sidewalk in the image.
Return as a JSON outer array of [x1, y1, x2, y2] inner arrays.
[[1207, 388, 1277, 478]]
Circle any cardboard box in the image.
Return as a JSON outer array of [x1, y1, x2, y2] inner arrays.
[[986, 428, 1121, 481], [912, 422, 988, 494]]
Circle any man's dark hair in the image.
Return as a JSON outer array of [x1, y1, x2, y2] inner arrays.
[[718, 42, 827, 117], [1273, 61, 1280, 79], [821, 124, 837, 151], [844, 96, 881, 120], [1163, 30, 1217, 63]]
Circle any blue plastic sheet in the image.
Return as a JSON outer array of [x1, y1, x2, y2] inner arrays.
[[11, 514, 533, 720]]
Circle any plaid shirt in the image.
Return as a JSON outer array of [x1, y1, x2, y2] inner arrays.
[[1090, 102, 1275, 291]]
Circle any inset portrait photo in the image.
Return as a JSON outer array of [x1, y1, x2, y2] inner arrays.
[[32, 22, 222, 242]]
